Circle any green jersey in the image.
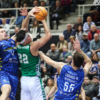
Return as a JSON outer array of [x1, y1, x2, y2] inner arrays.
[[17, 44, 41, 77]]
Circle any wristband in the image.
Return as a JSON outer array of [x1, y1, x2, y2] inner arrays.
[[23, 16, 26, 19]]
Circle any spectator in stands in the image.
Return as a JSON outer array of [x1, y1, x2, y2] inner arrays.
[[68, 36, 76, 55], [56, 34, 68, 54], [65, 55, 72, 65], [83, 16, 95, 34], [98, 62, 100, 80], [41, 66, 50, 87], [73, 17, 83, 31], [63, 24, 76, 42], [0, 18, 10, 37], [1, 0, 10, 8], [23, 3, 28, 7], [88, 25, 100, 41], [46, 0, 56, 8], [21, 0, 30, 7], [33, 0, 39, 7], [50, 0, 64, 30], [76, 25, 83, 42], [59, 45, 72, 62], [40, 1, 46, 6], [87, 33, 100, 59], [61, 0, 71, 17], [46, 43, 59, 74], [80, 33, 90, 53], [92, 76, 99, 100], [81, 76, 95, 100], [10, 27, 19, 37], [11, 2, 20, 17], [45, 78, 55, 100], [32, 19, 41, 41], [88, 53, 99, 80], [83, 3, 100, 23]]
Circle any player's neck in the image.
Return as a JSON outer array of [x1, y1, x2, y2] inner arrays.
[[71, 63, 79, 70]]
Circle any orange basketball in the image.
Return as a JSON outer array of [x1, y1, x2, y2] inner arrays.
[[34, 7, 47, 21]]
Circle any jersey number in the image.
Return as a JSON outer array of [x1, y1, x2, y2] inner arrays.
[[64, 82, 75, 92], [18, 53, 29, 64]]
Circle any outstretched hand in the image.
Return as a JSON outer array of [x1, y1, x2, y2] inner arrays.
[[19, 6, 28, 16], [28, 6, 40, 17], [73, 39, 81, 52]]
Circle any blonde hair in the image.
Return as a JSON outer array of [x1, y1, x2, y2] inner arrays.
[[47, 78, 54, 90], [69, 36, 75, 40]]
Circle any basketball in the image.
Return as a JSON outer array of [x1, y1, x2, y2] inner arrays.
[[34, 7, 48, 21]]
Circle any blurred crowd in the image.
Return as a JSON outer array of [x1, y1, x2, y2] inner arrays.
[[1, 0, 100, 100]]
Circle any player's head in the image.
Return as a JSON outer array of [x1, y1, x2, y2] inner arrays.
[[73, 51, 84, 68], [0, 26, 8, 41], [16, 30, 32, 45]]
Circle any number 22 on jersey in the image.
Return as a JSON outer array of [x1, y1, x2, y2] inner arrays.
[[64, 82, 75, 92], [18, 53, 29, 64]]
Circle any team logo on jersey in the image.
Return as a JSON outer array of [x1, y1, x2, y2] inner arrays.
[[11, 41, 14, 44]]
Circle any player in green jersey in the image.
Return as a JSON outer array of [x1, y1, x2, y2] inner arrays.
[[16, 7, 52, 100]]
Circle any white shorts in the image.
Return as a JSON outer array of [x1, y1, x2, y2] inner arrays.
[[21, 76, 46, 100]]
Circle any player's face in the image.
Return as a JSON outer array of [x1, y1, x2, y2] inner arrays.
[[0, 28, 7, 40]]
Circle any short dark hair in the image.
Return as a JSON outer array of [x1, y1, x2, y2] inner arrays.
[[73, 51, 84, 68], [16, 30, 26, 42]]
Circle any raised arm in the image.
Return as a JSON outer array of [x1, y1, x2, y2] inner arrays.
[[39, 51, 65, 70], [73, 39, 92, 76], [30, 20, 52, 52], [81, 87, 86, 100], [19, 6, 40, 31]]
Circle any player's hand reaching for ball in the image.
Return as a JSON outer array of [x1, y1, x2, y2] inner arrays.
[[28, 6, 40, 17], [73, 39, 81, 52], [19, 6, 28, 16]]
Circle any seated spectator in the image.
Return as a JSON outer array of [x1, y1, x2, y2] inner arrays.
[[45, 78, 55, 100], [46, 43, 59, 74], [87, 33, 100, 59], [83, 0, 100, 23], [33, 0, 39, 7], [92, 76, 99, 100], [1, 0, 10, 8], [46, 0, 56, 8], [46, 43, 59, 61], [88, 25, 100, 41], [10, 27, 19, 37], [32, 19, 41, 41], [40, 1, 46, 6], [59, 45, 72, 62], [73, 17, 83, 31], [21, 0, 30, 7], [41, 67, 50, 87], [61, 0, 71, 16], [63, 24, 76, 42], [0, 18, 10, 37], [80, 33, 90, 53], [76, 25, 83, 42], [82, 76, 95, 100], [88, 53, 99, 80], [68, 36, 76, 55], [23, 3, 28, 7], [83, 16, 95, 34], [65, 55, 72, 65], [98, 62, 100, 80], [56, 34, 68, 53], [50, 0, 64, 30]]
